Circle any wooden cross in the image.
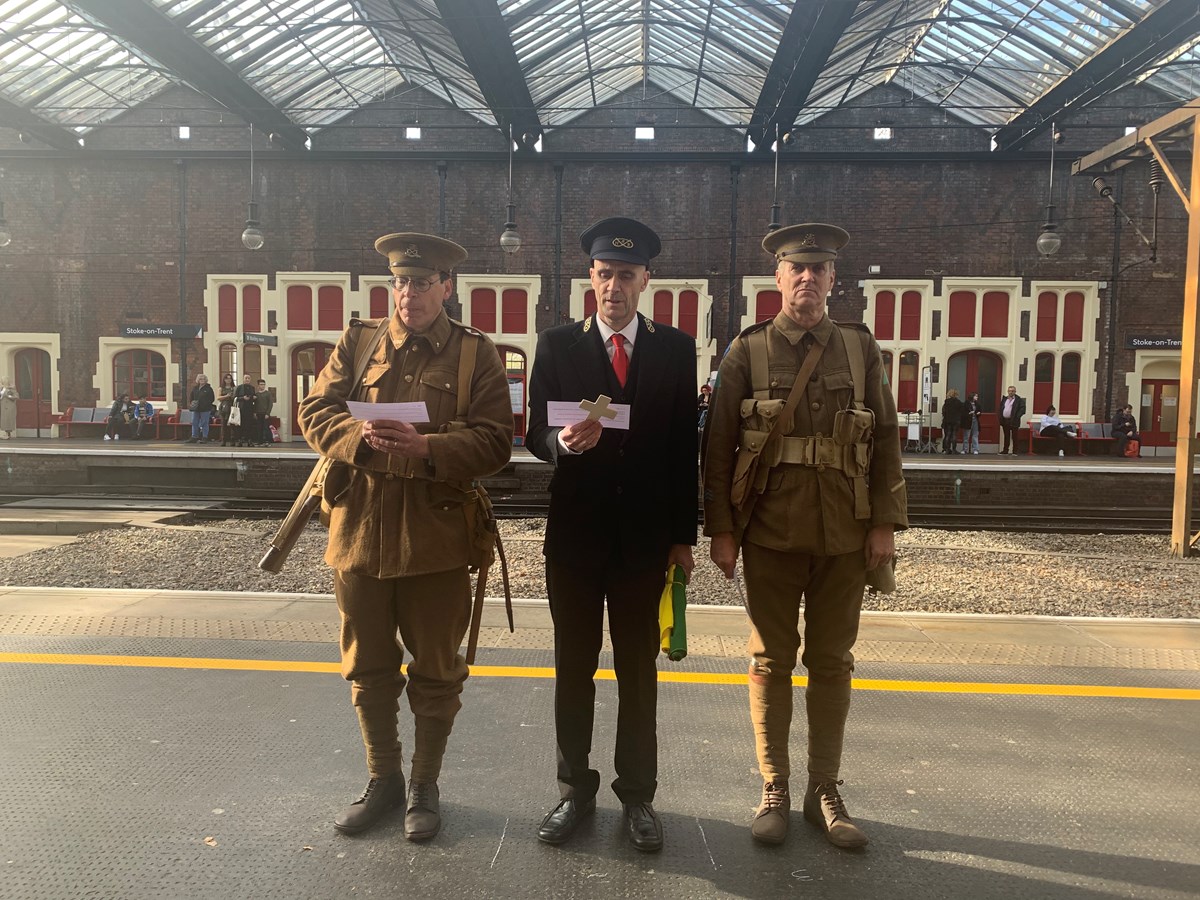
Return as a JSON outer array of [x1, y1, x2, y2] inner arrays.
[[579, 394, 618, 422]]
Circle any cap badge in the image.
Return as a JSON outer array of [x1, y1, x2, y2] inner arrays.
[[612, 237, 634, 249], [799, 233, 817, 247], [404, 244, 421, 258]]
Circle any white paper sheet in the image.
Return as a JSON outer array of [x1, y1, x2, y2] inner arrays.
[[344, 400, 430, 423], [547, 399, 631, 430]]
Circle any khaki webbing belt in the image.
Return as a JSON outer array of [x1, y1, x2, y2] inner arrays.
[[777, 435, 842, 468]]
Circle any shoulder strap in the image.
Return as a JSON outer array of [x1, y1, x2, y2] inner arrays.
[[749, 327, 771, 400], [350, 319, 389, 401], [456, 331, 480, 419], [838, 324, 867, 409]]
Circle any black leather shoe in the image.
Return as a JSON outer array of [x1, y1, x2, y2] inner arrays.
[[537, 797, 595, 845], [333, 773, 406, 835], [622, 802, 663, 852]]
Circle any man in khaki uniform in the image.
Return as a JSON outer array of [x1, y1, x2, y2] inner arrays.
[[298, 233, 514, 841], [703, 223, 907, 849]]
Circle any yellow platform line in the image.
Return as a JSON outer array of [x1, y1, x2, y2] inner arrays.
[[2, 652, 1197, 701]]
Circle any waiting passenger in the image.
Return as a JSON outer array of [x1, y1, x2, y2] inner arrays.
[[940, 388, 963, 454], [1111, 404, 1141, 458], [0, 376, 17, 439], [188, 374, 215, 443], [1038, 405, 1076, 457], [961, 391, 982, 454], [216, 373, 236, 446], [254, 379, 274, 446], [130, 395, 155, 440], [104, 394, 132, 441], [233, 375, 257, 447]]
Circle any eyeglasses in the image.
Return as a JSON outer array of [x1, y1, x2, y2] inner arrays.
[[390, 274, 444, 294]]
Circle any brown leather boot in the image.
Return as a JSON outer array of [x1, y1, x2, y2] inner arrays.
[[334, 773, 406, 835], [404, 782, 441, 842], [803, 778, 868, 848], [750, 781, 790, 845]]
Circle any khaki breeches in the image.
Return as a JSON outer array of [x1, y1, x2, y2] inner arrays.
[[334, 567, 472, 779], [741, 541, 865, 784]]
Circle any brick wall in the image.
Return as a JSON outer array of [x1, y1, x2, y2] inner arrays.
[[0, 84, 1189, 416]]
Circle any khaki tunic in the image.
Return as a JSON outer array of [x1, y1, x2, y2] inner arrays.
[[703, 312, 908, 555], [298, 309, 514, 578]]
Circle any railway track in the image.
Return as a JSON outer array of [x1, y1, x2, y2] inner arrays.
[[0, 491, 1193, 534]]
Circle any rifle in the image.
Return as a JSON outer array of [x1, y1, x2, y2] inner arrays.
[[259, 456, 334, 573], [259, 318, 388, 574]]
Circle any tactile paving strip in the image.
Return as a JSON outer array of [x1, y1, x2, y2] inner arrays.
[[1, 614, 1198, 670]]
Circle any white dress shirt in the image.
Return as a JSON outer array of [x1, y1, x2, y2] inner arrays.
[[556, 316, 640, 455]]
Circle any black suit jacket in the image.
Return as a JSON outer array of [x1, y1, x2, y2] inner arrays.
[[526, 314, 698, 574]]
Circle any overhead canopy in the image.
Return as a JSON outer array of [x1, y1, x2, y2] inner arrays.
[[0, 0, 1197, 145]]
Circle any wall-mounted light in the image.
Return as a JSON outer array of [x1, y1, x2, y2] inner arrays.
[[0, 199, 11, 248], [499, 124, 520, 254], [242, 123, 264, 251], [1036, 121, 1061, 257]]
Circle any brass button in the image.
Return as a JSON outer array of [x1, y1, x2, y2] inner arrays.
[[811, 401, 821, 410], [817, 464, 826, 472], [404, 374, 414, 383], [770, 380, 779, 388], [810, 373, 819, 383], [385, 473, 395, 480], [444, 383, 451, 389]]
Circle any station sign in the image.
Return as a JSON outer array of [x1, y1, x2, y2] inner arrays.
[[121, 324, 203, 339], [244, 332, 279, 347], [1125, 334, 1181, 350]]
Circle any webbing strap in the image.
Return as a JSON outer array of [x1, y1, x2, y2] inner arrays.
[[457, 331, 479, 419], [839, 325, 867, 409], [749, 328, 771, 401]]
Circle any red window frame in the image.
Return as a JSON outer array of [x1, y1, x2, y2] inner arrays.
[[472, 288, 497, 332], [1060, 352, 1081, 414], [287, 285, 313, 330], [897, 351, 919, 412], [369, 286, 389, 319], [1036, 292, 1057, 342], [1063, 291, 1085, 342], [899, 291, 922, 341], [874, 291, 895, 340], [317, 286, 343, 331], [1033, 352, 1055, 414], [653, 290, 674, 325], [756, 290, 781, 323], [243, 284, 262, 333], [981, 291, 1008, 338], [113, 348, 167, 402], [501, 288, 527, 334], [584, 289, 597, 318], [948, 291, 976, 338], [218, 284, 237, 333], [678, 290, 698, 337]]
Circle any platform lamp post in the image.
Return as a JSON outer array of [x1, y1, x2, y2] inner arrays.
[[499, 124, 521, 256], [242, 124, 264, 251], [1036, 123, 1062, 257]]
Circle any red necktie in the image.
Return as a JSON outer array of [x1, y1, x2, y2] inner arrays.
[[611, 334, 628, 388]]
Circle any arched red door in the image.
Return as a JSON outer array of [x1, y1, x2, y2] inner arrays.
[[14, 348, 53, 430], [291, 342, 336, 436], [947, 349, 1003, 444]]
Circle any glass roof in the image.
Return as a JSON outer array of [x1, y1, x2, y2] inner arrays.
[[0, 0, 1196, 137]]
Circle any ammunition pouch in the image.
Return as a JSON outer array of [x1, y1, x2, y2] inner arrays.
[[318, 460, 352, 526], [730, 398, 787, 510]]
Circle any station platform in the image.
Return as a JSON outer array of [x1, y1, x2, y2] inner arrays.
[[1, 585, 1197, 899]]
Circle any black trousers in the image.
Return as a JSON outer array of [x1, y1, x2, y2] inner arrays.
[[546, 558, 662, 804], [1000, 421, 1019, 453]]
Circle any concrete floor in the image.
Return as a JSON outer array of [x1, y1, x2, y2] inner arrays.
[[0, 586, 1197, 900]]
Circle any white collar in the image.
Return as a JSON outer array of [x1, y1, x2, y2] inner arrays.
[[595, 315, 639, 347]]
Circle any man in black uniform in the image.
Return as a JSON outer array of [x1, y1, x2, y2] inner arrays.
[[526, 217, 698, 852]]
